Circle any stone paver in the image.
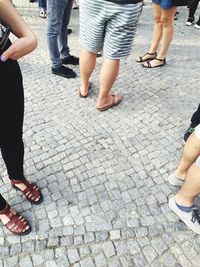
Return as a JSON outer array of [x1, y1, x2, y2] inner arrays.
[[0, 1, 200, 266]]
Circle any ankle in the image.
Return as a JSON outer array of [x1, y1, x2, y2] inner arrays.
[[175, 193, 194, 207]]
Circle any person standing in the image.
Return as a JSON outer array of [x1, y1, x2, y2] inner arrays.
[[0, 0, 43, 235], [46, 0, 79, 78], [79, 0, 143, 111]]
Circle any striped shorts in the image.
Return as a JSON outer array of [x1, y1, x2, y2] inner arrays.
[[79, 0, 143, 60]]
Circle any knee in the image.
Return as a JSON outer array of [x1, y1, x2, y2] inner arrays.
[[160, 17, 173, 28], [154, 15, 161, 24]]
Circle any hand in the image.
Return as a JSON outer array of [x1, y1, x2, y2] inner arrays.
[[1, 36, 37, 62]]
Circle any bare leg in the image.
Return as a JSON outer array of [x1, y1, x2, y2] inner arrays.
[[79, 48, 96, 96], [96, 58, 122, 109], [157, 6, 177, 59], [136, 4, 162, 62], [176, 162, 200, 207], [144, 6, 176, 67], [148, 4, 163, 53], [175, 132, 200, 180]]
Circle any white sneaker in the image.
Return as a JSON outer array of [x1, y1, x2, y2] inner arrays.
[[169, 195, 200, 235], [194, 24, 200, 29], [168, 173, 184, 186], [186, 17, 195, 26]]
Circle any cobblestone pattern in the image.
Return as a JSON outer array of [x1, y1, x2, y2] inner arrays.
[[0, 1, 200, 266]]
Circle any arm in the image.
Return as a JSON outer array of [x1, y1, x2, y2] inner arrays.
[[0, 0, 38, 61]]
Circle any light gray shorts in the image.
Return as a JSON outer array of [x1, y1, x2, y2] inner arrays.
[[79, 0, 143, 60]]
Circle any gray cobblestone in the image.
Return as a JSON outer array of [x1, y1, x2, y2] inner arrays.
[[0, 2, 200, 266]]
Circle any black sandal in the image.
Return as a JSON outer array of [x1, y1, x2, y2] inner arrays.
[[142, 58, 166, 68], [136, 52, 157, 63]]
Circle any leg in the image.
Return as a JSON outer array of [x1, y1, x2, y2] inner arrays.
[[176, 161, 200, 207], [96, 58, 121, 109], [60, 0, 73, 59], [46, 0, 66, 68], [79, 48, 96, 97], [0, 59, 43, 205], [175, 131, 200, 180], [169, 158, 200, 234], [136, 4, 162, 62], [158, 6, 177, 59]]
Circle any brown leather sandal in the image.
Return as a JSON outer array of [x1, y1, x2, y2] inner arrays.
[[136, 52, 157, 63], [0, 204, 31, 235], [11, 177, 43, 205]]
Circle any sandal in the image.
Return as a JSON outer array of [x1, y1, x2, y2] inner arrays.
[[79, 82, 91, 98], [136, 52, 157, 63], [11, 177, 43, 205], [0, 204, 31, 235], [142, 58, 166, 68], [96, 93, 123, 112]]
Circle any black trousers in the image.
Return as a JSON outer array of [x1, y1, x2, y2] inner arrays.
[[189, 0, 200, 18], [0, 40, 25, 210], [191, 104, 200, 127]]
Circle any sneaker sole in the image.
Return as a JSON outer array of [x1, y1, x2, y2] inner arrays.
[[52, 71, 76, 79]]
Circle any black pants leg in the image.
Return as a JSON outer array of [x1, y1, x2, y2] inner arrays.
[[189, 0, 200, 18], [0, 48, 25, 210]]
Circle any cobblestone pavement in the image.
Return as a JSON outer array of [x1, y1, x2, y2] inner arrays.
[[0, 1, 200, 266]]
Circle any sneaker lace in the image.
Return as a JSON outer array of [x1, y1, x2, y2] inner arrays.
[[191, 208, 200, 224]]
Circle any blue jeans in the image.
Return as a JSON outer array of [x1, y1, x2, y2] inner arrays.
[[47, 0, 73, 68], [38, 0, 46, 10]]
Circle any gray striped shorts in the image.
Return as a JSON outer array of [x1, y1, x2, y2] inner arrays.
[[79, 0, 143, 60]]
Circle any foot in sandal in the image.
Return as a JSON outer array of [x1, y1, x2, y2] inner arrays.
[[142, 58, 166, 68], [136, 52, 157, 63], [0, 204, 31, 235], [96, 93, 123, 112], [11, 177, 43, 205]]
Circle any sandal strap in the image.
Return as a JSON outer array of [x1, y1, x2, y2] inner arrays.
[[155, 57, 165, 62], [147, 52, 157, 56], [11, 177, 42, 204]]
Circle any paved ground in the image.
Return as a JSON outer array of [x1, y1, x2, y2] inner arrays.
[[0, 1, 200, 266]]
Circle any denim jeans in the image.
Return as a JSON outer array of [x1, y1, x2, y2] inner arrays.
[[47, 0, 73, 68], [38, 0, 46, 10]]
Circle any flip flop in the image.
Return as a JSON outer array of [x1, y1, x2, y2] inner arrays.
[[142, 58, 166, 68], [78, 82, 91, 98], [96, 94, 123, 112]]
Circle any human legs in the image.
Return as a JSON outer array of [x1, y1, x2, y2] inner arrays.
[[136, 4, 162, 62], [0, 58, 42, 202], [142, 6, 176, 67], [174, 130, 200, 180], [0, 59, 31, 235], [168, 128, 200, 234]]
